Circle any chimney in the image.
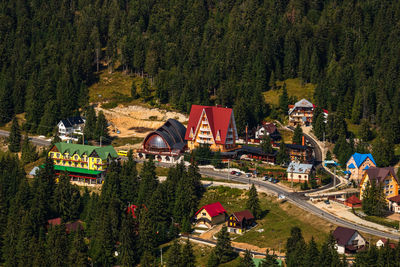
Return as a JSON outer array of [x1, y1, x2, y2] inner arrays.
[[302, 136, 305, 146]]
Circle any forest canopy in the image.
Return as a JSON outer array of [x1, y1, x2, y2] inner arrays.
[[1, 0, 400, 136]]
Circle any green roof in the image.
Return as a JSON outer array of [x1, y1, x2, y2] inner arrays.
[[53, 165, 103, 175], [53, 143, 118, 160]]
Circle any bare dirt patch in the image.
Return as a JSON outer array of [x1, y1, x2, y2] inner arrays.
[[96, 105, 188, 138]]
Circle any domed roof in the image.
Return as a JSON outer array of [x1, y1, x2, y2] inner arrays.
[[143, 119, 187, 152]]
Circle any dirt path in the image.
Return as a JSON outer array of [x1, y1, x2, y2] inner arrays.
[[96, 105, 188, 138]]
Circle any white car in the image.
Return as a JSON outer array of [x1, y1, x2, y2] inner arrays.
[[278, 194, 286, 200]]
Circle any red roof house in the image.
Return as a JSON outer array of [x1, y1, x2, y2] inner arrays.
[[195, 202, 227, 227], [185, 105, 238, 152], [344, 195, 362, 208]]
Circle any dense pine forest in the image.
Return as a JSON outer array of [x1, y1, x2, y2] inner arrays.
[[2, 0, 400, 137]]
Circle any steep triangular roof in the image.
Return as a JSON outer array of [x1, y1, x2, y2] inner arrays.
[[365, 167, 398, 184], [333, 227, 358, 246], [185, 105, 236, 144], [348, 153, 376, 168], [195, 202, 226, 217], [232, 210, 254, 223]]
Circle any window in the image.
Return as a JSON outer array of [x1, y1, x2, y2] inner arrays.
[[385, 180, 390, 184], [97, 159, 100, 163], [202, 212, 206, 216], [391, 185, 393, 188], [390, 191, 393, 194], [74, 155, 78, 160]]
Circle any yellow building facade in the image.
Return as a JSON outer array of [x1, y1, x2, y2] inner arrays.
[[48, 143, 118, 174], [360, 167, 399, 201]]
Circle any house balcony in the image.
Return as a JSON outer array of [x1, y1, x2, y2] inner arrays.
[[197, 139, 213, 144], [200, 126, 210, 131], [198, 133, 212, 138]]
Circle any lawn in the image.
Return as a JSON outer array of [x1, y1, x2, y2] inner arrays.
[[89, 71, 139, 103], [278, 128, 293, 144], [264, 78, 316, 106], [111, 136, 143, 147], [199, 186, 333, 251]]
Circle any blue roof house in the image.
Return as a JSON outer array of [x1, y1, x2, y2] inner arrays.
[[346, 153, 376, 183]]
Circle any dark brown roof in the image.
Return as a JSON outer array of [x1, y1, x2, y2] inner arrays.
[[345, 195, 361, 205], [332, 227, 357, 246], [262, 123, 277, 134], [232, 210, 254, 223], [65, 221, 83, 233], [366, 167, 398, 184], [388, 195, 400, 203]]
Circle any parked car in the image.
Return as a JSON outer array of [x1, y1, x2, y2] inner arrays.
[[262, 176, 268, 181], [272, 179, 279, 183], [268, 177, 273, 182], [230, 171, 236, 175], [245, 173, 252, 178], [278, 194, 286, 200], [236, 172, 241, 176], [324, 199, 330, 204]]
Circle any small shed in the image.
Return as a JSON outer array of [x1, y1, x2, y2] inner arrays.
[[344, 195, 362, 208]]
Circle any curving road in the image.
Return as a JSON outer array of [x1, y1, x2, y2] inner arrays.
[[198, 168, 400, 240]]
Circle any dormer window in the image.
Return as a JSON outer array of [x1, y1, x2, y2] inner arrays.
[[216, 130, 221, 141]]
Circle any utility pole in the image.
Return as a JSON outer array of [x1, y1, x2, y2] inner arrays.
[[100, 136, 102, 147], [227, 159, 230, 181], [160, 247, 163, 266], [334, 167, 336, 187]]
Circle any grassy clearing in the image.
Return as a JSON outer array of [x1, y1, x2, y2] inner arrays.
[[200, 186, 333, 250], [111, 136, 143, 147], [89, 71, 137, 102], [279, 128, 293, 144], [264, 78, 316, 106]]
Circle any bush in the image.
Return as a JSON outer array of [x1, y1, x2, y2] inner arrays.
[[101, 101, 118, 109]]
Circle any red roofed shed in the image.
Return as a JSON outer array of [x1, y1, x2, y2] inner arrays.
[[195, 202, 227, 227], [344, 195, 362, 208]]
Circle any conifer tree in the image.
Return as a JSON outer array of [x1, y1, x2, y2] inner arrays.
[[260, 249, 279, 267], [276, 142, 289, 165], [261, 134, 273, 154], [119, 214, 138, 267], [138, 208, 157, 255], [131, 81, 138, 99], [137, 158, 158, 205], [53, 173, 81, 221], [312, 107, 322, 129], [180, 238, 195, 267], [47, 224, 69, 267], [292, 125, 303, 145], [279, 83, 289, 115], [286, 227, 307, 267], [207, 250, 219, 267], [305, 237, 320, 267], [213, 226, 236, 264], [238, 249, 255, 267], [21, 135, 38, 164], [166, 240, 181, 267], [8, 117, 21, 152], [359, 119, 372, 142], [246, 184, 262, 219], [141, 79, 151, 100], [84, 106, 97, 140], [95, 110, 109, 141], [314, 113, 326, 141], [68, 228, 89, 267]]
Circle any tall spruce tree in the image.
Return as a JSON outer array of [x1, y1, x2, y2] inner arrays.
[[238, 249, 255, 267], [276, 142, 289, 165], [246, 184, 262, 219], [260, 249, 280, 267], [292, 125, 303, 145], [8, 117, 21, 152], [181, 239, 196, 267], [119, 214, 138, 267], [261, 134, 274, 154], [84, 106, 97, 140], [279, 83, 289, 115], [212, 226, 236, 264], [166, 240, 181, 267], [95, 110, 109, 141]]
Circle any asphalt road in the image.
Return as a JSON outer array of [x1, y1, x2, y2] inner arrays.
[[198, 168, 400, 240], [0, 129, 51, 147]]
